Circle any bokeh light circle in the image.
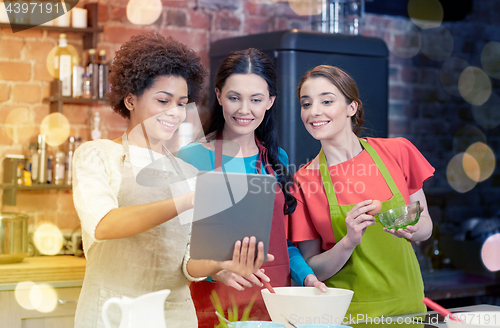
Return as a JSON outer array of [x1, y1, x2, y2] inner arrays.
[[407, 0, 443, 29], [288, 0, 324, 16], [472, 92, 500, 130], [464, 142, 496, 182], [126, 0, 162, 25], [458, 66, 492, 106], [452, 125, 486, 154], [33, 283, 58, 313], [46, 44, 80, 79], [5, 108, 36, 143], [440, 57, 470, 97], [15, 281, 38, 310], [420, 26, 454, 61], [40, 113, 71, 147], [33, 223, 64, 255], [481, 233, 500, 272], [385, 20, 421, 59], [447, 153, 478, 193], [481, 41, 500, 80]]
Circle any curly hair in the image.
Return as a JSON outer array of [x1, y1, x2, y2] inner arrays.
[[108, 32, 207, 119]]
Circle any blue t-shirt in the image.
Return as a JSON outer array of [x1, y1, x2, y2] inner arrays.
[[177, 142, 315, 285]]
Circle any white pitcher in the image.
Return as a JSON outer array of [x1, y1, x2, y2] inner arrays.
[[102, 289, 171, 328]]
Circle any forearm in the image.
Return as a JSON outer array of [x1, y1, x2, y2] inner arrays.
[[410, 212, 432, 241], [95, 193, 192, 240], [303, 238, 356, 281], [408, 189, 433, 242], [288, 240, 314, 286], [186, 259, 223, 278]]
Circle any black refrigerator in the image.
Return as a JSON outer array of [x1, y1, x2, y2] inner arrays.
[[209, 30, 389, 170]]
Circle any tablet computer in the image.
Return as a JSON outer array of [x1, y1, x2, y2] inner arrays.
[[189, 170, 277, 262]]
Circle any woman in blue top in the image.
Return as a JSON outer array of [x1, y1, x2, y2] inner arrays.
[[177, 48, 326, 326]]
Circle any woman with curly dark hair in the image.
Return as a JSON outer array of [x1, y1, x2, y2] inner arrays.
[[72, 33, 268, 328]]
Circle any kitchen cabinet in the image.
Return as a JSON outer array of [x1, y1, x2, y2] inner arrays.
[[0, 286, 81, 328], [0, 256, 86, 328]]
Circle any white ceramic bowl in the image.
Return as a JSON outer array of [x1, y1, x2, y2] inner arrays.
[[228, 322, 285, 328], [446, 312, 500, 328], [261, 287, 354, 327]]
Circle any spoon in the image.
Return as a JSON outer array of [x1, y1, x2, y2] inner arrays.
[[261, 279, 276, 294], [215, 311, 230, 325], [281, 314, 298, 328], [423, 297, 463, 322]]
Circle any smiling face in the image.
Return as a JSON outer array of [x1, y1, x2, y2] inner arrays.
[[299, 76, 357, 141], [216, 73, 275, 139], [126, 75, 188, 147]]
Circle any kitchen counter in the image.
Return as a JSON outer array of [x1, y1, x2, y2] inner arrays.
[[0, 255, 86, 291]]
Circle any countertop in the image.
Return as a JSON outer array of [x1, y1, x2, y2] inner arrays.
[[0, 255, 86, 291]]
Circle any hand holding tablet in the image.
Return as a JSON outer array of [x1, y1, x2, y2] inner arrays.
[[218, 236, 274, 279]]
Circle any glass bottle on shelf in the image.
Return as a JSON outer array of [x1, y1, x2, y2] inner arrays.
[[82, 73, 92, 99], [72, 55, 84, 98], [47, 154, 54, 184], [98, 50, 109, 99], [86, 49, 99, 99], [28, 142, 39, 183], [54, 150, 66, 186], [91, 111, 102, 140], [37, 134, 47, 185], [54, 33, 73, 97], [66, 137, 75, 185], [16, 161, 24, 185]]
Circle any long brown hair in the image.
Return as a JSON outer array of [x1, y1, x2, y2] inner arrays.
[[297, 65, 364, 135]]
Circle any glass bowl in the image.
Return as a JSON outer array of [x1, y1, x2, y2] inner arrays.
[[377, 201, 421, 230]]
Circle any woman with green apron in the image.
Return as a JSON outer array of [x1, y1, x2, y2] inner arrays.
[[288, 65, 434, 321]]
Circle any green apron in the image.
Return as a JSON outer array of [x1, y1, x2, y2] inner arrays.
[[318, 138, 426, 320]]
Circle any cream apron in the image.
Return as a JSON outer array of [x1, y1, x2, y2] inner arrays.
[[74, 133, 197, 328]]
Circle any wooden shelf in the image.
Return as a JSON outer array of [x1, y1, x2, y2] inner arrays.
[[45, 80, 109, 113], [0, 23, 102, 34], [1, 184, 71, 206], [0, 3, 100, 49], [43, 96, 107, 105]]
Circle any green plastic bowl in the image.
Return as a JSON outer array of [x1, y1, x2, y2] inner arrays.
[[378, 201, 421, 230]]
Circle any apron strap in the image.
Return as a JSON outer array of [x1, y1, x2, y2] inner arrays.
[[319, 138, 400, 205], [319, 148, 339, 207], [358, 138, 399, 197]]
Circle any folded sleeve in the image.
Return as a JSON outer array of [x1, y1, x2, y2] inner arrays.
[[395, 138, 435, 195], [72, 142, 120, 250]]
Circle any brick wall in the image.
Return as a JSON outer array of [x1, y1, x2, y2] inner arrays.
[[1, 0, 499, 235]]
